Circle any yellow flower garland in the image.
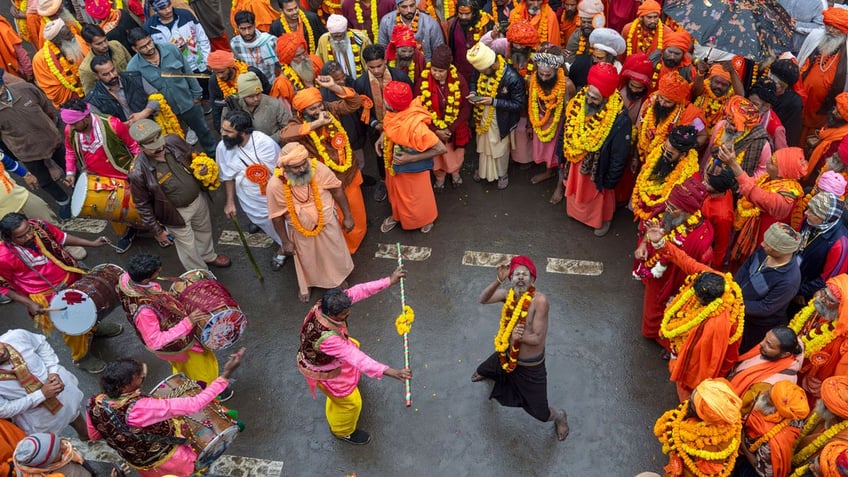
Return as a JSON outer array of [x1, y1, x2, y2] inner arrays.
[[654, 404, 742, 477], [324, 32, 362, 77], [44, 40, 84, 98], [473, 56, 505, 135], [283, 159, 325, 237], [396, 9, 419, 34], [424, 0, 455, 21], [307, 115, 353, 174], [788, 301, 818, 335], [694, 83, 733, 129], [280, 63, 305, 90], [747, 419, 791, 453], [420, 65, 462, 130], [636, 98, 679, 158], [14, 0, 28, 42], [528, 68, 567, 143], [383, 137, 397, 176], [281, 11, 316, 52], [639, 211, 703, 274], [790, 301, 837, 357], [354, 0, 379, 43], [562, 88, 623, 163], [625, 19, 664, 56], [395, 305, 415, 335], [660, 270, 745, 353], [216, 61, 248, 99], [149, 93, 185, 139], [389, 58, 416, 84], [631, 148, 700, 221], [493, 286, 535, 373], [190, 153, 220, 191], [792, 414, 848, 467], [734, 176, 802, 229]]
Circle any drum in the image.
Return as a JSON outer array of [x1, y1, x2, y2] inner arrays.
[[179, 279, 247, 350], [169, 269, 217, 295], [150, 373, 238, 470], [49, 264, 124, 335], [71, 172, 143, 226]]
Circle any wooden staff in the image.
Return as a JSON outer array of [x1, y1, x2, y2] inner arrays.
[[397, 242, 411, 407]]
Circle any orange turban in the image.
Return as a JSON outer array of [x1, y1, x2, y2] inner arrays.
[[278, 143, 310, 166], [724, 95, 760, 131], [709, 64, 731, 83], [636, 0, 661, 17], [770, 381, 810, 420], [828, 274, 848, 336], [822, 375, 848, 419], [836, 92, 848, 122], [664, 30, 691, 52], [292, 87, 323, 113], [819, 440, 848, 477], [207, 50, 235, 70], [657, 71, 690, 104], [772, 147, 808, 180], [506, 21, 539, 47], [276, 32, 306, 65], [692, 378, 742, 425], [824, 7, 848, 35]]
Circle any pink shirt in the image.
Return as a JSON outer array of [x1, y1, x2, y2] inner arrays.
[[87, 377, 229, 477], [64, 115, 140, 177], [0, 221, 75, 297], [306, 278, 392, 398]]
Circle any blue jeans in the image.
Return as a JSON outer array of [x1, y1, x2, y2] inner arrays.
[[178, 104, 216, 156]]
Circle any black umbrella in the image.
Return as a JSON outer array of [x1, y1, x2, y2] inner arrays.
[[663, 0, 795, 61]]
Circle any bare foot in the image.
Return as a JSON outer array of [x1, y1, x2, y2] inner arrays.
[[555, 409, 570, 441], [471, 372, 486, 382], [531, 169, 554, 184], [298, 291, 310, 303], [549, 186, 564, 205]]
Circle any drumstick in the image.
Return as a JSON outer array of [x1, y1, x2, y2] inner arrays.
[[41, 307, 68, 312]]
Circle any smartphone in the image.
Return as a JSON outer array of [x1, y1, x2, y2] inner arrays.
[[468, 95, 485, 103]]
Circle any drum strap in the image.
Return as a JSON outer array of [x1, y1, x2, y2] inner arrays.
[[101, 401, 189, 446]]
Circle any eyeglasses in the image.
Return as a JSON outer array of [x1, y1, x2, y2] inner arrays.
[[135, 40, 155, 51]]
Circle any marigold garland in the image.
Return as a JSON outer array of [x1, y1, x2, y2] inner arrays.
[[280, 63, 306, 90], [424, 0, 454, 21], [654, 403, 742, 477], [244, 163, 270, 195], [14, 0, 28, 42], [395, 305, 415, 335], [733, 176, 802, 230], [747, 419, 791, 453], [283, 159, 325, 237], [396, 9, 419, 34], [354, 0, 379, 43], [789, 300, 838, 356], [307, 115, 353, 174], [493, 286, 535, 373], [791, 414, 848, 467], [694, 83, 733, 129], [660, 270, 745, 353], [216, 61, 248, 99], [190, 153, 220, 191], [637, 97, 680, 158], [468, 13, 491, 44], [635, 211, 703, 279], [324, 32, 362, 77], [389, 58, 416, 84], [281, 11, 316, 52], [625, 19, 664, 56], [562, 88, 623, 163], [44, 40, 84, 98], [528, 68, 567, 142], [420, 65, 462, 130], [576, 34, 589, 55], [631, 148, 700, 221], [473, 56, 505, 135], [148, 93, 185, 139]]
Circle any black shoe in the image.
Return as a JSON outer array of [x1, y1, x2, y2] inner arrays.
[[362, 174, 377, 186], [336, 429, 371, 445], [58, 202, 72, 221], [248, 222, 260, 234], [114, 234, 133, 254], [217, 387, 234, 402], [373, 182, 387, 202], [0, 294, 10, 305]]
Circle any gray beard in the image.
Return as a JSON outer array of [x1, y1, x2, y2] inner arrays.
[[662, 212, 687, 231], [528, 5, 540, 15], [819, 32, 846, 57], [753, 393, 776, 416], [814, 399, 840, 428], [814, 297, 839, 321], [331, 39, 349, 53], [585, 101, 602, 117], [721, 129, 740, 145], [285, 168, 314, 186], [292, 59, 315, 85], [59, 38, 86, 64]]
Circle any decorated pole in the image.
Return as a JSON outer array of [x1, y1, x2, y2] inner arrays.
[[395, 242, 413, 407]]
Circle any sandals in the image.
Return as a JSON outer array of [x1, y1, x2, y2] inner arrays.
[[433, 180, 445, 192], [452, 174, 463, 187], [380, 216, 398, 233], [271, 254, 286, 271], [497, 175, 509, 190], [420, 223, 434, 234], [472, 170, 482, 182]]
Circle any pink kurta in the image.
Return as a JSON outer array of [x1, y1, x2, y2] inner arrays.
[[64, 115, 140, 177], [511, 117, 533, 164], [0, 222, 76, 296]]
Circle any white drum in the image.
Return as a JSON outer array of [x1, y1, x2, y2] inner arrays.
[[49, 264, 124, 335]]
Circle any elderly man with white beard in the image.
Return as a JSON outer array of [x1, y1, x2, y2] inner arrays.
[[270, 32, 323, 104], [32, 20, 89, 109], [316, 15, 371, 80], [799, 7, 848, 143]]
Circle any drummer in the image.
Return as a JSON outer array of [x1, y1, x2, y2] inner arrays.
[[117, 254, 234, 401], [86, 348, 245, 477], [0, 212, 123, 374], [60, 99, 141, 254]]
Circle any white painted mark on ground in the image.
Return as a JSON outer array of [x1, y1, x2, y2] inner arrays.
[[69, 438, 284, 476], [61, 218, 107, 234], [375, 243, 432, 261], [218, 230, 274, 248], [545, 257, 604, 276], [461, 250, 515, 268]]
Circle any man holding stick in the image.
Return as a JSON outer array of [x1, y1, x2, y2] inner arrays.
[[472, 256, 570, 441], [295, 266, 412, 445]]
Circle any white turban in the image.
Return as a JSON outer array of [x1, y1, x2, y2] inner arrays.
[[578, 0, 604, 17], [466, 42, 497, 71], [43, 18, 65, 42], [326, 14, 348, 34], [590, 27, 626, 56]]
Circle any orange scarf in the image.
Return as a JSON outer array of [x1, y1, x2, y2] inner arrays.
[[729, 346, 796, 397], [744, 409, 800, 477], [807, 123, 848, 180]]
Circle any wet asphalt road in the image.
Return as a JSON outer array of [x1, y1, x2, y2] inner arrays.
[[4, 157, 682, 476]]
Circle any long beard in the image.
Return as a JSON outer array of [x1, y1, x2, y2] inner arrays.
[[814, 297, 839, 321], [721, 128, 740, 146], [510, 50, 529, 69], [649, 154, 677, 180], [537, 74, 557, 90], [653, 102, 675, 123], [753, 393, 776, 416], [292, 59, 315, 84], [527, 5, 540, 15], [59, 38, 86, 64], [626, 85, 647, 100], [331, 39, 349, 53], [662, 55, 681, 68], [222, 135, 242, 150], [814, 399, 839, 427], [662, 212, 686, 231], [585, 101, 602, 117], [285, 168, 314, 186], [819, 32, 846, 57]]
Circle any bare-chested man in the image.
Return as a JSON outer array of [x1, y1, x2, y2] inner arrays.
[[471, 255, 570, 441]]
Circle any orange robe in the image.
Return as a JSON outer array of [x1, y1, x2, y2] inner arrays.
[[509, 4, 561, 47], [801, 54, 841, 142], [0, 17, 25, 78], [269, 55, 324, 104], [728, 346, 798, 397], [559, 12, 579, 50], [231, 0, 280, 32], [25, 13, 43, 49], [743, 409, 800, 477], [383, 99, 439, 230], [0, 420, 25, 477], [32, 37, 89, 108], [806, 123, 848, 182], [621, 21, 673, 58]]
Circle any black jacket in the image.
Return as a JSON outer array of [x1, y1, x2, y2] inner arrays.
[[773, 90, 803, 147], [593, 108, 632, 191], [470, 62, 525, 139], [84, 72, 149, 122]]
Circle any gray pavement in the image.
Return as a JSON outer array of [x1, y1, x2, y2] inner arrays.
[[4, 159, 681, 476]]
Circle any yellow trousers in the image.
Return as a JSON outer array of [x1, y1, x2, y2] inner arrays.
[[318, 384, 362, 438], [170, 347, 219, 387]]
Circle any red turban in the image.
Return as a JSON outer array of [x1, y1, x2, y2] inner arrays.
[[824, 7, 848, 35], [636, 0, 661, 17], [657, 71, 690, 104], [772, 147, 808, 180], [587, 62, 619, 98], [506, 21, 540, 47], [620, 53, 654, 87], [709, 64, 731, 83], [387, 24, 416, 61], [822, 375, 848, 419], [667, 176, 707, 213], [664, 30, 691, 52], [85, 0, 111, 20], [836, 92, 848, 122], [276, 32, 307, 65], [509, 255, 537, 280], [207, 50, 235, 70], [292, 87, 323, 112], [384, 80, 413, 111], [725, 95, 760, 131]]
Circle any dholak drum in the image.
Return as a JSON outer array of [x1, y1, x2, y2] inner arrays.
[[150, 373, 238, 470], [169, 269, 217, 295], [179, 279, 247, 350], [71, 172, 143, 226], [49, 264, 124, 335]]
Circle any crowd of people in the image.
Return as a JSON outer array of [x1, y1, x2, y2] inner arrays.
[[3, 0, 848, 474]]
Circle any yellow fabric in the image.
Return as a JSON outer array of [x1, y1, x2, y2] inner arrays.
[[169, 347, 219, 387], [321, 385, 361, 437], [28, 291, 91, 361]]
